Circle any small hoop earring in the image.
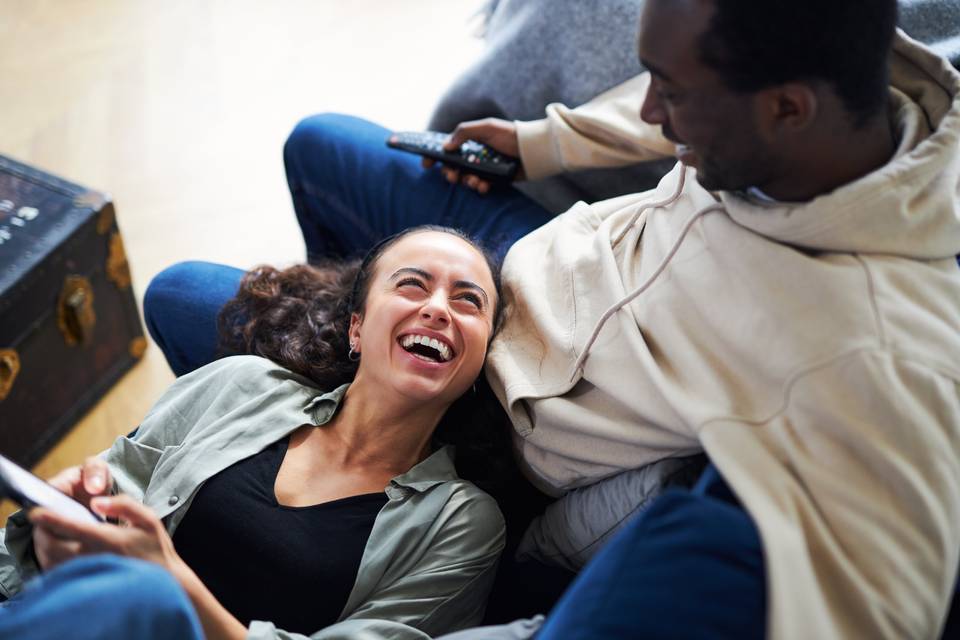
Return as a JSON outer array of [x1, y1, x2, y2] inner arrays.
[[348, 341, 360, 362]]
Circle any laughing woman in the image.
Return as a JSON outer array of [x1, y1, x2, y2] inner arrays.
[[0, 226, 507, 640]]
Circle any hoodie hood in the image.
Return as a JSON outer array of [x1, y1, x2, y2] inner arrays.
[[721, 30, 960, 260]]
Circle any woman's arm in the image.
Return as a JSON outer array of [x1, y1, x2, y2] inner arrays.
[[28, 495, 247, 640], [3, 356, 287, 591]]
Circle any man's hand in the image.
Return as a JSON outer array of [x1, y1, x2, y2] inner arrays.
[[422, 118, 524, 195], [32, 457, 113, 570]]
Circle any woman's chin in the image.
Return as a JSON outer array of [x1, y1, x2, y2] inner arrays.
[[389, 375, 473, 408]]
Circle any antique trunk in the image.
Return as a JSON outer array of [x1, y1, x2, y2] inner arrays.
[[0, 155, 145, 467]]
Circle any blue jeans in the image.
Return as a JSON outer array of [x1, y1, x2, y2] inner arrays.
[[144, 113, 552, 375], [0, 555, 202, 640], [536, 464, 766, 639], [438, 465, 766, 640]]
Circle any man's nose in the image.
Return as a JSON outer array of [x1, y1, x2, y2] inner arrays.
[[640, 87, 666, 125]]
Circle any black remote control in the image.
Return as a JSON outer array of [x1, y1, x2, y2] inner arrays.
[[387, 131, 520, 181]]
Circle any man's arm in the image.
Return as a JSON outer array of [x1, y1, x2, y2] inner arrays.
[[516, 71, 675, 180], [432, 72, 675, 193]]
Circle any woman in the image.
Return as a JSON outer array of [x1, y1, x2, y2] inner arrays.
[[0, 226, 507, 640]]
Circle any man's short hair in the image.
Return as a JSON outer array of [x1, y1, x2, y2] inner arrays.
[[698, 0, 898, 127]]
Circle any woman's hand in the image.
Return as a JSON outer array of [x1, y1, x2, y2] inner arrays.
[[29, 495, 186, 579], [32, 457, 114, 570], [31, 498, 248, 640], [422, 117, 525, 194]]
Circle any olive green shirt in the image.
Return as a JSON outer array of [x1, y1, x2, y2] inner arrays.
[[0, 355, 505, 640]]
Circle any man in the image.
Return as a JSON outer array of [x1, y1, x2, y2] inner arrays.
[[145, 0, 960, 636]]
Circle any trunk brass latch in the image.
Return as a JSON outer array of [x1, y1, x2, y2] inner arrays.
[[0, 349, 20, 401], [57, 275, 96, 346]]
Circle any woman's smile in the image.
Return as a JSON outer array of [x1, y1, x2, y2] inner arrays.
[[398, 331, 456, 363], [349, 230, 497, 405]]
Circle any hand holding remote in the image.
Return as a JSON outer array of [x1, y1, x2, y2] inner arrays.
[[424, 118, 525, 194]]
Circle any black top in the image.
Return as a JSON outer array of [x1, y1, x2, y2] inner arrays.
[[172, 436, 388, 634]]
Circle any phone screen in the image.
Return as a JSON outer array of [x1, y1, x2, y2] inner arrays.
[[0, 454, 102, 525]]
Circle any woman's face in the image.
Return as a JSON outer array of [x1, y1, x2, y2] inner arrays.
[[348, 231, 497, 406]]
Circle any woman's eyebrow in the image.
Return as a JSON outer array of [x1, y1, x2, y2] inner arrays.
[[390, 267, 432, 281], [390, 267, 489, 307]]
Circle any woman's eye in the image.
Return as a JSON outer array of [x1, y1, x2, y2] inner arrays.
[[397, 278, 426, 291], [456, 293, 483, 309]]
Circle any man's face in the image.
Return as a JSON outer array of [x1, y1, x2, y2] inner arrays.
[[637, 0, 777, 192]]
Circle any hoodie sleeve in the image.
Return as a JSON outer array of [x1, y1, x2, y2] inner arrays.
[[704, 349, 960, 639], [515, 72, 676, 181]]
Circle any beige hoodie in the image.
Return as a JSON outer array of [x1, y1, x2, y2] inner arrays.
[[486, 31, 960, 639]]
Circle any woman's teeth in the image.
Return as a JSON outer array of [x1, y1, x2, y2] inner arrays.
[[400, 334, 453, 362]]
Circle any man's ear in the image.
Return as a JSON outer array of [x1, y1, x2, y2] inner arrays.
[[348, 312, 362, 347], [756, 82, 819, 140]]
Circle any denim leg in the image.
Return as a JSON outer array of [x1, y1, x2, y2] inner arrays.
[[535, 464, 767, 640], [143, 261, 245, 376], [146, 115, 552, 376], [284, 113, 553, 263], [0, 555, 202, 640]]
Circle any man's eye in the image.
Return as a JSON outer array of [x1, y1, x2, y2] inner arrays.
[[657, 88, 679, 102]]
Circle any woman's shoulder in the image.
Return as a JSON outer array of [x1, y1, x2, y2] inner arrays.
[[192, 354, 288, 376], [435, 477, 506, 540], [185, 355, 320, 391], [144, 356, 321, 428]]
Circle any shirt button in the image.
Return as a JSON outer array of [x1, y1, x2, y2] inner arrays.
[[168, 495, 179, 506]]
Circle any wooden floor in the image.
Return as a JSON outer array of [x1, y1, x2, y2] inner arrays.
[[0, 0, 483, 518]]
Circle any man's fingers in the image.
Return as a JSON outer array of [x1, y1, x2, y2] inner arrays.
[[461, 174, 491, 195], [421, 157, 436, 169], [442, 167, 460, 184], [445, 118, 494, 150], [444, 128, 470, 151]]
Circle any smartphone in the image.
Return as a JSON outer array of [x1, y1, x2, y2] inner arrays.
[[0, 453, 103, 524]]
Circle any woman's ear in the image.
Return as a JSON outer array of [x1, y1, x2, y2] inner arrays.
[[348, 312, 362, 351]]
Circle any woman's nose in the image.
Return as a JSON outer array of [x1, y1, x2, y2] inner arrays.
[[420, 292, 450, 324]]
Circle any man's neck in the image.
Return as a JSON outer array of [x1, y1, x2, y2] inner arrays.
[[761, 113, 895, 202]]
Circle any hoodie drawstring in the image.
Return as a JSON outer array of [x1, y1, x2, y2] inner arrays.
[[570, 193, 725, 381], [611, 163, 687, 248]]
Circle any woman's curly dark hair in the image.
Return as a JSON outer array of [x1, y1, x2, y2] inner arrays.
[[217, 225, 514, 492]]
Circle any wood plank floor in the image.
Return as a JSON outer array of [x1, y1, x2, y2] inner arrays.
[[0, 0, 483, 519]]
